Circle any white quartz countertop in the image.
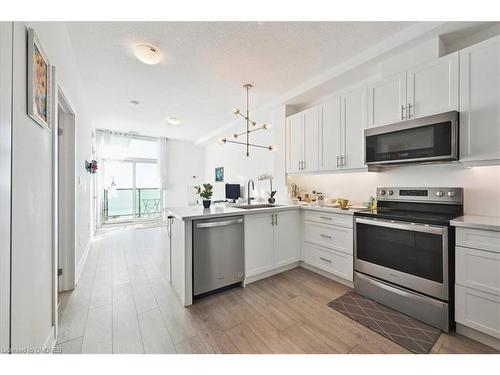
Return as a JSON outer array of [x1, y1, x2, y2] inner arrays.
[[450, 215, 500, 232], [167, 203, 366, 221]]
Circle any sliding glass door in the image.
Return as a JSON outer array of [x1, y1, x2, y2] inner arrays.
[[102, 159, 161, 224]]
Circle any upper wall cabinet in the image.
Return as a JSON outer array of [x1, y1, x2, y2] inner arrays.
[[286, 107, 319, 173], [319, 96, 341, 171], [341, 87, 367, 170], [286, 112, 302, 173], [407, 52, 459, 119], [367, 53, 459, 128], [459, 36, 500, 164], [367, 72, 407, 128]]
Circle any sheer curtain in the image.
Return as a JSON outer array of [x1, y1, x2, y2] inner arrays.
[[158, 137, 168, 220]]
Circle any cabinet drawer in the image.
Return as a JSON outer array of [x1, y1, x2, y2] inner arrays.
[[303, 210, 353, 228], [456, 228, 500, 253], [455, 285, 500, 339], [303, 242, 353, 282], [303, 221, 353, 255], [456, 246, 500, 296]]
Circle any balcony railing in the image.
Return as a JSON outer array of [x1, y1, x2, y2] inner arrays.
[[103, 188, 161, 222]]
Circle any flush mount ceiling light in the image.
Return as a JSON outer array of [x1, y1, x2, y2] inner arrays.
[[166, 117, 181, 126], [130, 100, 140, 106], [132, 44, 161, 65], [218, 84, 276, 157]]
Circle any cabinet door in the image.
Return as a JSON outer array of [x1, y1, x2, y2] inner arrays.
[[302, 106, 319, 172], [274, 210, 301, 268], [367, 72, 407, 128], [286, 113, 303, 173], [319, 97, 341, 171], [244, 213, 275, 277], [407, 52, 459, 119], [460, 36, 500, 163], [341, 87, 367, 169]]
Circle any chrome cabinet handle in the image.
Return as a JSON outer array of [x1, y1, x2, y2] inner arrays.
[[401, 105, 406, 120], [408, 103, 414, 119], [336, 156, 340, 167], [275, 213, 278, 226], [271, 214, 275, 226], [319, 257, 332, 263], [302, 160, 305, 170], [196, 218, 243, 228], [341, 155, 345, 167], [320, 234, 332, 239]]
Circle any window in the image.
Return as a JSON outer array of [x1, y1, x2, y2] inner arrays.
[[99, 133, 162, 224]]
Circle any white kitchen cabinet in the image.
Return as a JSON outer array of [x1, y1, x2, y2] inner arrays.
[[274, 210, 301, 268], [367, 72, 407, 128], [407, 52, 459, 119], [244, 210, 301, 280], [368, 53, 459, 128], [341, 87, 367, 169], [244, 213, 275, 277], [285, 108, 318, 173], [302, 107, 319, 172], [455, 225, 500, 342], [319, 96, 341, 171], [286, 112, 303, 173], [459, 36, 500, 164], [303, 242, 353, 282]]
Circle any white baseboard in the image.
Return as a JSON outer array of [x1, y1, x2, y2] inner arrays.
[[243, 262, 301, 286], [456, 323, 500, 351], [75, 240, 92, 286], [300, 262, 354, 288], [44, 326, 56, 354]]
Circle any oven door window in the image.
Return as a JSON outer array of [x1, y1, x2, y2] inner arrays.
[[365, 121, 452, 163], [356, 222, 444, 282]]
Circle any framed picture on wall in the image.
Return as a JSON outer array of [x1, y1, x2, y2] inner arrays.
[[27, 27, 52, 130], [215, 167, 224, 182]]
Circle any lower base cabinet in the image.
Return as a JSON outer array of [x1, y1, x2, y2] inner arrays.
[[303, 242, 353, 282], [244, 210, 301, 279]]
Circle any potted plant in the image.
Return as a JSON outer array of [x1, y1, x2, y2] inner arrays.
[[195, 183, 213, 208]]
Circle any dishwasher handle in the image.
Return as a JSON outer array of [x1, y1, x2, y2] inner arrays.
[[196, 218, 243, 228]]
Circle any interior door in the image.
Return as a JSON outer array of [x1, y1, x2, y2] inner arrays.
[[341, 87, 367, 169], [407, 52, 459, 119], [302, 106, 319, 172], [287, 112, 303, 173], [367, 72, 407, 128], [319, 97, 341, 171]]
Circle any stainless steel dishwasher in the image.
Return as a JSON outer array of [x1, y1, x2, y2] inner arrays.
[[193, 216, 244, 297]]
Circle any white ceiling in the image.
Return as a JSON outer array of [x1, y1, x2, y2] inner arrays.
[[66, 21, 416, 141]]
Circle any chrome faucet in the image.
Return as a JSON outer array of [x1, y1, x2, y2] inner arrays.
[[247, 179, 255, 205]]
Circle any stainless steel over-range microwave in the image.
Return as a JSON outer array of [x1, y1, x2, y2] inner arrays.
[[364, 111, 459, 168]]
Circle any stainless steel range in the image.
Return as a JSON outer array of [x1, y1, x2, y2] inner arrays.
[[354, 187, 464, 332]]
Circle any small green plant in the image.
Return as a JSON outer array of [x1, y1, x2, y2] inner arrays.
[[195, 183, 213, 200]]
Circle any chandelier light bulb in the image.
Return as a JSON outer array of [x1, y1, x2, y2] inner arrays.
[[262, 123, 272, 130], [251, 120, 257, 127], [268, 145, 278, 152], [218, 137, 227, 145], [232, 107, 240, 115], [233, 133, 239, 139]]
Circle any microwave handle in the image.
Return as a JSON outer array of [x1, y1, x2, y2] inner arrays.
[[355, 217, 446, 235]]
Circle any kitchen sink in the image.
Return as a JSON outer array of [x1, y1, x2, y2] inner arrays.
[[235, 204, 283, 209]]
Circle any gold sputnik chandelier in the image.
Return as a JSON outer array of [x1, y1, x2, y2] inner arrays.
[[218, 84, 276, 157]]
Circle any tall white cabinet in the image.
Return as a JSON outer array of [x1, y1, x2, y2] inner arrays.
[[286, 108, 318, 173], [367, 53, 459, 128], [459, 36, 500, 164]]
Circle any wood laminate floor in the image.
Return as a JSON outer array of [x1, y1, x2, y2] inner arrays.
[[56, 226, 498, 354]]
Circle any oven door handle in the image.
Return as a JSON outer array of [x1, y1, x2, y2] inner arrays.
[[355, 217, 446, 235]]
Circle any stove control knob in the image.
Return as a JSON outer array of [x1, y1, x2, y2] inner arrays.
[[388, 190, 394, 196], [436, 190, 444, 197], [447, 191, 456, 198], [379, 190, 386, 196]]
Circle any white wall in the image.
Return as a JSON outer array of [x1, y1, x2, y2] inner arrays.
[[164, 139, 205, 208], [204, 107, 285, 203], [288, 164, 500, 217], [10, 21, 93, 349]]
